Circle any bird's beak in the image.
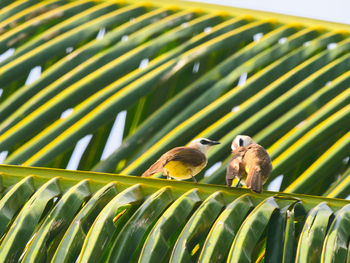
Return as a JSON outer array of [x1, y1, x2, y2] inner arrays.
[[209, 140, 220, 145]]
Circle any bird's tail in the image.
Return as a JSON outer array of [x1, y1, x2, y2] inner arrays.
[[141, 161, 163, 177], [246, 167, 262, 193], [141, 170, 152, 177]]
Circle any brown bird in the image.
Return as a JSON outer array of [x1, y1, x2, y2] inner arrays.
[[226, 135, 272, 193], [142, 138, 220, 182]]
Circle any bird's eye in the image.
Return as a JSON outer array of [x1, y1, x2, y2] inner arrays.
[[239, 138, 244, 147], [200, 139, 209, 145]]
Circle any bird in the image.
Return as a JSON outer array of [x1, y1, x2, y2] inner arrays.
[[226, 135, 272, 193], [142, 138, 220, 182]]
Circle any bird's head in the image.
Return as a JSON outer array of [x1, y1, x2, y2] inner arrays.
[[231, 135, 255, 151], [188, 138, 220, 154]]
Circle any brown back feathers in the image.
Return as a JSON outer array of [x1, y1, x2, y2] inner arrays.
[[226, 144, 272, 193], [141, 147, 206, 177]]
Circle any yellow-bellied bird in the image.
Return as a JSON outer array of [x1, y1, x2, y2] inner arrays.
[[226, 135, 272, 193], [142, 138, 220, 182]]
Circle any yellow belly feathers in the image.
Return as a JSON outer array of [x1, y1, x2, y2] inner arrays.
[[164, 161, 206, 180]]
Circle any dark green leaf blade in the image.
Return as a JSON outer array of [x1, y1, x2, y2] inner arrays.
[[52, 182, 117, 263], [0, 177, 61, 263], [106, 187, 174, 262], [0, 176, 35, 237], [170, 191, 226, 263], [321, 204, 350, 263], [295, 202, 334, 263], [78, 184, 144, 263], [198, 194, 254, 263], [139, 189, 201, 263], [21, 180, 91, 263], [227, 197, 279, 263]]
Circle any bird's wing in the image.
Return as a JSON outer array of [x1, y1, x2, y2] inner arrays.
[[245, 144, 272, 180], [244, 144, 272, 192], [226, 154, 242, 187], [141, 147, 206, 177], [165, 147, 206, 166]]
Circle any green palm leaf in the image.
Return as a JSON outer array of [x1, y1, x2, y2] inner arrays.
[[0, 164, 348, 262]]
